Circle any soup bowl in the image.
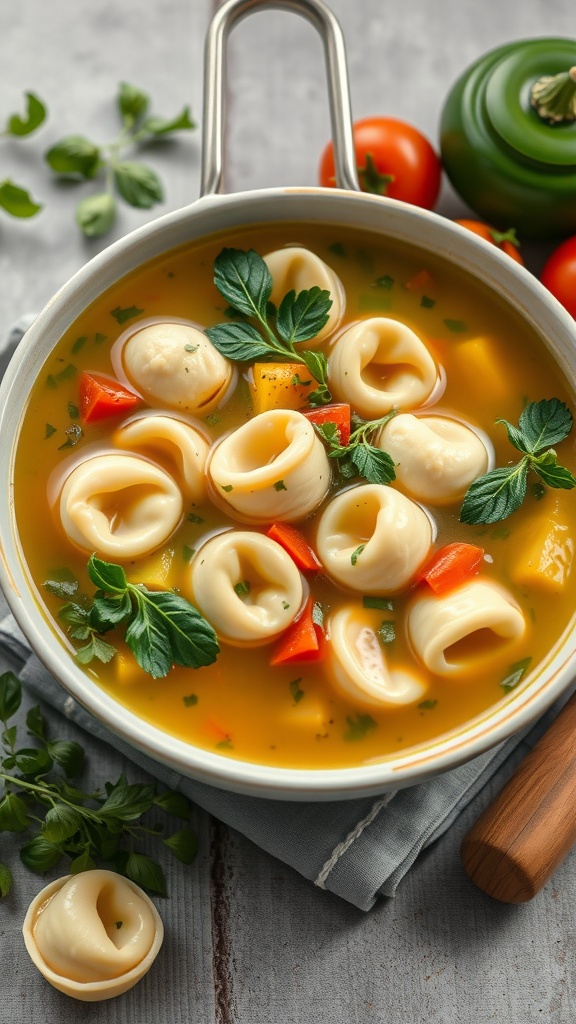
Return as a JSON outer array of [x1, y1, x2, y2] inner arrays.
[[1, 0, 576, 800]]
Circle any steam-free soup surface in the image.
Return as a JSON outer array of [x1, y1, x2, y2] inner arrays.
[[14, 223, 576, 769]]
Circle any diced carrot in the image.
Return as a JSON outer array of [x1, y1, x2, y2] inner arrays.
[[301, 403, 351, 446], [79, 371, 141, 423], [266, 522, 322, 572], [270, 597, 325, 666], [420, 542, 485, 595], [250, 362, 319, 414], [404, 269, 436, 294]]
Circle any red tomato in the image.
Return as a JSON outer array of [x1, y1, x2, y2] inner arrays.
[[455, 219, 524, 265], [540, 236, 576, 319], [319, 116, 442, 210]]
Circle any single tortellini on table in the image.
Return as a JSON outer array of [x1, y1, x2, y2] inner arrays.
[[328, 317, 439, 418], [407, 579, 526, 677], [22, 870, 163, 1001], [263, 246, 345, 346], [113, 413, 210, 504], [121, 321, 233, 415], [59, 453, 183, 559], [315, 484, 433, 594], [189, 531, 304, 644], [376, 413, 491, 503], [329, 606, 425, 707], [208, 409, 330, 523]]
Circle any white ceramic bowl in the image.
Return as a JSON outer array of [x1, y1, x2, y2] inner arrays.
[[1, 185, 576, 800]]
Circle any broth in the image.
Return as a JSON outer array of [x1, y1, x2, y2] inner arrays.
[[13, 222, 576, 769]]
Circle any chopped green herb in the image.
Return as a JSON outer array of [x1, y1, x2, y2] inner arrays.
[[115, 921, 123, 930], [500, 657, 532, 693], [314, 411, 397, 486], [110, 305, 144, 325], [216, 738, 233, 750], [362, 596, 394, 611], [282, 601, 290, 610], [532, 482, 547, 501], [67, 402, 80, 419], [183, 694, 198, 707], [205, 413, 220, 426], [461, 399, 576, 525], [351, 544, 365, 566], [418, 699, 438, 710], [420, 295, 436, 308], [183, 545, 195, 563], [57, 424, 83, 450], [184, 343, 199, 353], [344, 713, 377, 741], [44, 423, 57, 439], [328, 242, 346, 257], [221, 484, 233, 492], [289, 678, 304, 704], [377, 620, 396, 645], [274, 480, 287, 492], [234, 580, 251, 597], [444, 318, 468, 333], [373, 274, 395, 290], [94, 332, 107, 346], [312, 602, 324, 628], [71, 335, 88, 354], [187, 513, 204, 524]]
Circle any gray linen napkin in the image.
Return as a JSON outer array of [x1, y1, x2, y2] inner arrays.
[[2, 319, 571, 911]]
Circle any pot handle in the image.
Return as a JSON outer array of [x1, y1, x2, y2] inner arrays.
[[200, 0, 360, 197]]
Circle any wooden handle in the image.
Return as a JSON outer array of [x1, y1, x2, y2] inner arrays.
[[461, 690, 576, 903]]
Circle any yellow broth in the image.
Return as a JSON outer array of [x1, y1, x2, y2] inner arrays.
[[13, 222, 576, 769]]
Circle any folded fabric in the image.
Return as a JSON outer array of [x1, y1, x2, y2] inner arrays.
[[1, 319, 571, 911]]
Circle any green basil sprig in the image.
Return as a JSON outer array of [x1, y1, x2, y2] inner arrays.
[[460, 398, 576, 525], [205, 247, 333, 406]]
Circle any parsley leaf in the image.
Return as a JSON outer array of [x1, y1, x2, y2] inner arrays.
[[315, 411, 397, 486]]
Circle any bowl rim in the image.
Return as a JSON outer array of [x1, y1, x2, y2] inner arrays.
[[2, 184, 576, 800]]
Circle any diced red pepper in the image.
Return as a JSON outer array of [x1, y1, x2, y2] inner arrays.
[[420, 542, 485, 595], [270, 597, 325, 666], [404, 269, 436, 294], [79, 371, 141, 423], [301, 403, 351, 446], [266, 522, 322, 572]]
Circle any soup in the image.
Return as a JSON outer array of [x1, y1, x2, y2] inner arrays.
[[13, 223, 576, 770]]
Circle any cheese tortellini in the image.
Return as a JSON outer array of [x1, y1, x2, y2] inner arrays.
[[316, 484, 433, 594], [377, 413, 491, 503], [59, 453, 183, 559], [263, 246, 344, 345], [114, 413, 210, 504], [329, 606, 425, 706], [328, 317, 438, 418], [408, 580, 526, 677], [190, 531, 304, 644], [121, 321, 233, 415], [22, 870, 163, 1001], [208, 409, 330, 522]]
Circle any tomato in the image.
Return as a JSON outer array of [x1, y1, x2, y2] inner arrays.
[[319, 116, 442, 210], [540, 236, 576, 319], [455, 219, 524, 265]]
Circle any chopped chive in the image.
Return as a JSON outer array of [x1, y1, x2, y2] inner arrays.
[[362, 596, 394, 611], [351, 544, 365, 566]]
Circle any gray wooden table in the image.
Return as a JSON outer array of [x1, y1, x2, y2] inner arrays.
[[1, 1, 576, 1021]]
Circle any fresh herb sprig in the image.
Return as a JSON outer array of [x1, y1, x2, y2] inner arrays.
[[0, 671, 197, 898], [314, 412, 397, 485], [0, 92, 46, 219], [205, 247, 333, 406], [45, 82, 195, 237], [460, 398, 576, 525], [45, 554, 219, 680]]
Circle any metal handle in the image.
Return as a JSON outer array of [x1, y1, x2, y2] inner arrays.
[[200, 0, 360, 197]]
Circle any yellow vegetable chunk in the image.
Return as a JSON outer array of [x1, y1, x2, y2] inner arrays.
[[250, 362, 318, 414], [449, 336, 512, 414], [511, 499, 575, 592], [125, 546, 177, 589]]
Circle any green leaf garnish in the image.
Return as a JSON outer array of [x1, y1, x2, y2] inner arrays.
[[110, 304, 144, 325], [500, 657, 532, 693], [351, 544, 365, 566], [206, 248, 333, 405], [460, 398, 576, 525], [76, 192, 116, 237], [314, 411, 397, 486], [362, 596, 394, 611], [289, 678, 305, 704], [0, 180, 42, 218], [4, 91, 47, 137], [113, 161, 163, 209], [377, 620, 396, 645], [163, 827, 198, 865], [344, 713, 377, 741]]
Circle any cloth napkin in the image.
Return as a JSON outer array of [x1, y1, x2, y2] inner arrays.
[[1, 318, 570, 912]]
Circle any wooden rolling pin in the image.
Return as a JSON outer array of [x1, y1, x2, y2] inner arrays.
[[461, 690, 576, 902]]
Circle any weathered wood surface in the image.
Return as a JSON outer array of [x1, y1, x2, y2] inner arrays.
[[1, 1, 576, 1021]]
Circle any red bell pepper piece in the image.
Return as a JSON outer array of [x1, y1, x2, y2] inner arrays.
[[79, 371, 141, 423], [420, 542, 485, 595], [270, 597, 325, 666], [301, 403, 351, 446], [266, 522, 322, 572]]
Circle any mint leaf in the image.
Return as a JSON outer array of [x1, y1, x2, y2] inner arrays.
[[127, 588, 219, 678], [495, 418, 532, 455], [0, 672, 21, 722], [518, 398, 573, 452], [213, 248, 272, 320], [20, 835, 63, 873], [114, 161, 163, 209], [0, 793, 30, 833], [76, 192, 116, 237], [5, 91, 46, 136], [153, 791, 191, 819], [276, 287, 332, 344], [460, 461, 529, 525], [46, 135, 101, 178], [122, 851, 167, 896], [533, 451, 576, 489], [42, 803, 83, 843], [117, 82, 149, 127], [0, 180, 42, 218], [88, 555, 128, 594], [163, 827, 198, 865], [98, 774, 156, 821], [205, 321, 273, 361], [350, 444, 396, 485], [47, 740, 85, 778], [143, 107, 196, 135]]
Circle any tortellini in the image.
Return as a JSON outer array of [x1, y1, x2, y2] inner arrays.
[[329, 606, 425, 706], [114, 413, 209, 504], [377, 413, 491, 503], [22, 870, 163, 1001], [59, 453, 183, 559], [208, 409, 330, 522], [121, 321, 233, 415], [189, 531, 304, 644], [328, 317, 438, 418], [408, 580, 526, 677], [263, 246, 344, 346], [316, 484, 433, 594]]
